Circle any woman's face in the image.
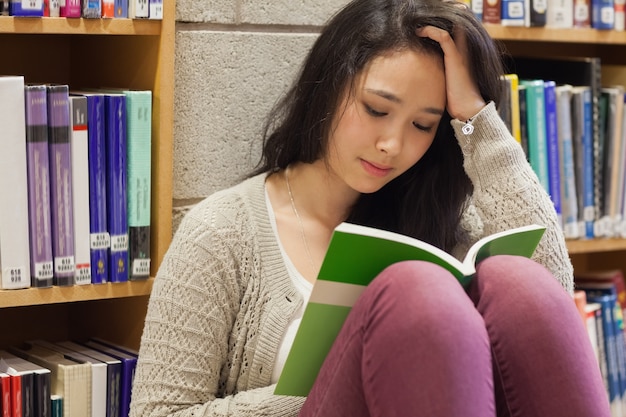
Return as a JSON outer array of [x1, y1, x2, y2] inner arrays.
[[326, 48, 446, 194]]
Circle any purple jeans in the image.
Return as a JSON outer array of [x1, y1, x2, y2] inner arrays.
[[299, 255, 610, 417]]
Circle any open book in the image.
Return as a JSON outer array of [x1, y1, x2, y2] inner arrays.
[[274, 222, 546, 397]]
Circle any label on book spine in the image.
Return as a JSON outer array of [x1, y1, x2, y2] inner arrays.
[[54, 256, 75, 274], [33, 262, 53, 281], [1, 267, 27, 285], [90, 232, 111, 250], [110, 234, 128, 252], [132, 258, 150, 276]]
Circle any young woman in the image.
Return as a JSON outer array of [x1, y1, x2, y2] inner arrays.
[[129, 0, 610, 416]]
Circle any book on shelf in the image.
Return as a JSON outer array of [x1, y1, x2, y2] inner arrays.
[[72, 92, 109, 284], [114, 0, 128, 17], [0, 0, 8, 15], [0, 350, 51, 417], [122, 89, 152, 280], [519, 79, 551, 194], [81, 340, 137, 417], [148, 0, 162, 19], [56, 341, 121, 417], [0, 372, 10, 417], [546, 0, 575, 27], [69, 95, 92, 285], [44, 0, 60, 17], [0, 359, 25, 417], [47, 85, 76, 287], [591, 0, 616, 29], [572, 86, 596, 239], [574, 0, 593, 26], [518, 84, 530, 156], [555, 84, 580, 239], [0, 76, 31, 290], [616, 0, 626, 30], [9, 344, 92, 417], [59, 0, 80, 17], [129, 0, 148, 18], [81, 0, 101, 18], [103, 93, 129, 283], [102, 0, 114, 17], [543, 80, 562, 226], [526, 0, 548, 26], [501, 0, 526, 26], [274, 222, 546, 396], [29, 340, 107, 417], [50, 395, 61, 417], [9, 0, 43, 16], [24, 85, 54, 289], [600, 86, 625, 238]]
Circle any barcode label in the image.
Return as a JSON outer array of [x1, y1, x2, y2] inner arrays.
[[132, 258, 151, 276], [75, 265, 92, 284], [91, 232, 111, 250], [2, 266, 26, 284], [34, 261, 54, 280], [111, 234, 129, 252], [54, 256, 75, 274]]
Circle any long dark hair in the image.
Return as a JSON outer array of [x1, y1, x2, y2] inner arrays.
[[252, 0, 504, 252]]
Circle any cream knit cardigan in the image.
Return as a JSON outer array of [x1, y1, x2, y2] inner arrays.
[[129, 102, 573, 417]]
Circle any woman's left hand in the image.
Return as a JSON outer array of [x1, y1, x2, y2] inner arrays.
[[416, 24, 486, 122]]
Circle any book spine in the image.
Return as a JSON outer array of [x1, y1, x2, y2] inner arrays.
[[521, 80, 551, 194], [125, 91, 152, 280], [528, 0, 548, 25], [0, 373, 9, 417], [543, 80, 562, 227], [482, 0, 502, 23], [556, 85, 580, 239], [500, 0, 526, 25], [24, 86, 54, 288], [546, 0, 574, 26], [518, 85, 529, 156], [592, 0, 616, 28], [70, 96, 92, 285], [82, 0, 101, 18], [33, 371, 51, 417], [148, 0, 161, 19], [9, 374, 21, 417], [84, 94, 110, 284], [50, 395, 62, 417], [581, 88, 597, 239], [587, 294, 624, 417], [102, 0, 114, 17], [44, 0, 59, 17], [47, 85, 76, 287], [19, 373, 33, 417], [0, 76, 31, 290], [574, 0, 593, 26], [105, 95, 129, 283], [9, 0, 43, 15], [128, 0, 148, 18], [114, 0, 127, 17], [616, 0, 626, 29], [0, 0, 8, 15], [59, 0, 80, 17]]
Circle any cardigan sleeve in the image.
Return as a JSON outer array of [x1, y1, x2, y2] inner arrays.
[[450, 102, 574, 295], [129, 196, 305, 417]]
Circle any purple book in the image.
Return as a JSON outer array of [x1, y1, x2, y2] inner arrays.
[[104, 94, 128, 283], [25, 85, 54, 288], [47, 85, 75, 287]]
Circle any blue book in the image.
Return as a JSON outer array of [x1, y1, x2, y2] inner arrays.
[[104, 94, 129, 283], [74, 92, 110, 284], [81, 340, 137, 417], [9, 0, 43, 15], [520, 79, 550, 194], [572, 86, 596, 239], [24, 85, 54, 288], [47, 85, 76, 287], [114, 0, 127, 17], [543, 80, 562, 225], [501, 0, 525, 25], [592, 0, 615, 28], [586, 293, 625, 417]]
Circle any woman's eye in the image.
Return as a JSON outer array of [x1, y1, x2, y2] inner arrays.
[[413, 122, 433, 133], [365, 105, 387, 117]]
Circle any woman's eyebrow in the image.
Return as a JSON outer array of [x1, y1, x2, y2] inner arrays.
[[364, 88, 444, 116]]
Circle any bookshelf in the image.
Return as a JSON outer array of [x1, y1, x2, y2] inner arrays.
[[486, 26, 626, 275], [0, 7, 175, 350]]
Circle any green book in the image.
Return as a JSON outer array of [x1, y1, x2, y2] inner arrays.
[[520, 79, 550, 195], [274, 222, 546, 397]]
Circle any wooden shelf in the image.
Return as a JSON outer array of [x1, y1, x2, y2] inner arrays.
[[0, 278, 154, 308], [567, 239, 626, 254], [0, 16, 161, 35], [485, 24, 626, 45]]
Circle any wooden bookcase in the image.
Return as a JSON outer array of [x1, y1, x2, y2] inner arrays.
[[485, 25, 626, 276], [0, 6, 175, 350]]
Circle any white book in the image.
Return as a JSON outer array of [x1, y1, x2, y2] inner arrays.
[[555, 85, 579, 239], [128, 0, 148, 18], [546, 0, 574, 27], [69, 96, 92, 285], [0, 76, 31, 289], [29, 340, 106, 417]]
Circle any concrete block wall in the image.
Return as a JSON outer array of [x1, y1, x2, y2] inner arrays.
[[172, 0, 350, 231]]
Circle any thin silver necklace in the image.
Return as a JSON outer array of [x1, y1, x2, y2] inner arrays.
[[285, 167, 316, 275]]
